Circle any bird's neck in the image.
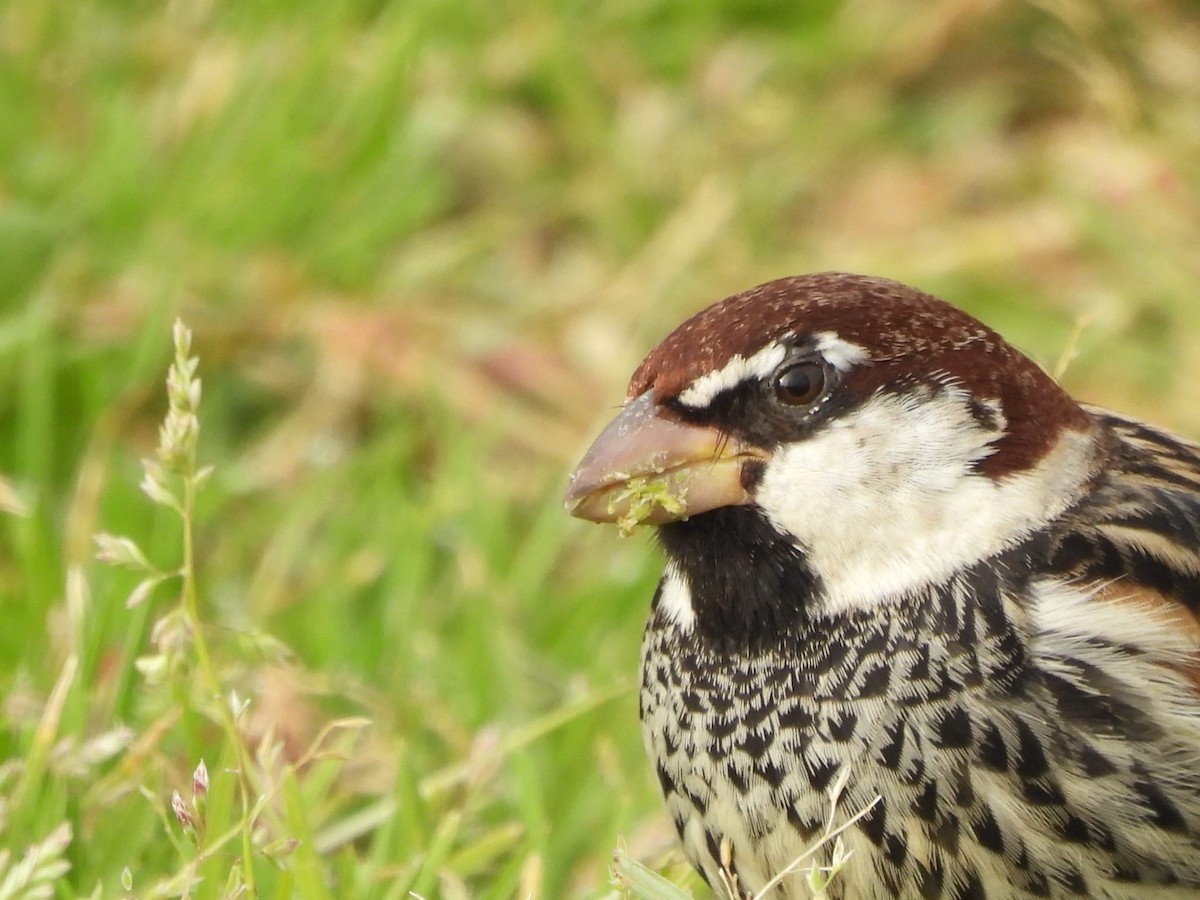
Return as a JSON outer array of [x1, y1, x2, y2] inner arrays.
[[653, 514, 1032, 693], [655, 507, 821, 653]]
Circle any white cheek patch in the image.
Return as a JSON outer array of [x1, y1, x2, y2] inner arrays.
[[656, 561, 696, 630], [676, 342, 789, 409], [754, 389, 1097, 615]]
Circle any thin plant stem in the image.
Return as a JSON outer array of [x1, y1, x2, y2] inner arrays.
[[151, 320, 261, 898], [181, 421, 260, 898]]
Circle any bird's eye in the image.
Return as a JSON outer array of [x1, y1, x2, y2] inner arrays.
[[773, 362, 827, 406]]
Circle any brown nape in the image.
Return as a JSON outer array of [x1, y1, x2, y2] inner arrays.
[[630, 272, 1094, 479]]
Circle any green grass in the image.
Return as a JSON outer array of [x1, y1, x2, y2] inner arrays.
[[1, 0, 1199, 896]]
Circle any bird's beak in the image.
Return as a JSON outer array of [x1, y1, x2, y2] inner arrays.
[[565, 390, 766, 527]]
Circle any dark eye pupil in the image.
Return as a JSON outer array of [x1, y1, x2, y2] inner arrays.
[[774, 363, 825, 405]]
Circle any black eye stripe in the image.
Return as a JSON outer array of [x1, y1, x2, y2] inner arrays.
[[663, 350, 844, 448]]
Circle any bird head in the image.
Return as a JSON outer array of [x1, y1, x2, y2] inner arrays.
[[566, 273, 1101, 624]]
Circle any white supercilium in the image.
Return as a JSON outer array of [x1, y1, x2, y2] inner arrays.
[[675, 334, 871, 409], [677, 342, 790, 409]]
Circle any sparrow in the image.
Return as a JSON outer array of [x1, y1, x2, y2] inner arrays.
[[565, 273, 1200, 899]]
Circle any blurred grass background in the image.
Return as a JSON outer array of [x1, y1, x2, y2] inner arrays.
[[1, 0, 1199, 896]]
